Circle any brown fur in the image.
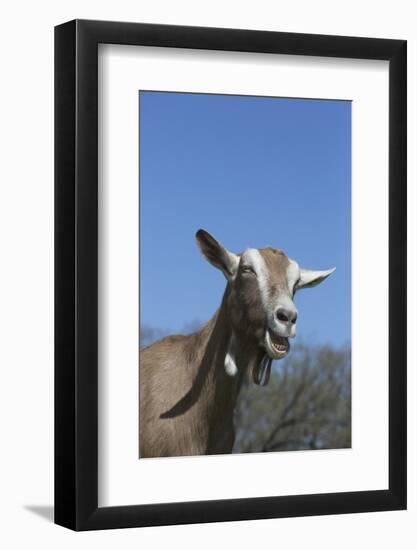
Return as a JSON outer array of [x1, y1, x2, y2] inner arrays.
[[138, 231, 325, 458], [139, 289, 264, 458], [260, 247, 290, 289]]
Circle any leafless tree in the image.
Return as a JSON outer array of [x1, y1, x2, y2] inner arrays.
[[233, 344, 351, 453], [140, 320, 203, 348], [140, 325, 168, 348]]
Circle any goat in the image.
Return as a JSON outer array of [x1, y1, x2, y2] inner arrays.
[[139, 229, 335, 458]]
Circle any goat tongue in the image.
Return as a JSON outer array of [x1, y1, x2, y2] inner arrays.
[[253, 355, 272, 386]]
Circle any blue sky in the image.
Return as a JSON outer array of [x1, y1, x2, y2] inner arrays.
[[139, 92, 351, 347]]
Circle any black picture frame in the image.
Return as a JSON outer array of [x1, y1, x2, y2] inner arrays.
[[55, 19, 407, 531]]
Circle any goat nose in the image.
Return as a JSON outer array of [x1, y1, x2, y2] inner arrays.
[[276, 307, 297, 324]]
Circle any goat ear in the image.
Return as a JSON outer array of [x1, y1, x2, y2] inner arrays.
[[295, 267, 336, 290], [195, 229, 239, 280]]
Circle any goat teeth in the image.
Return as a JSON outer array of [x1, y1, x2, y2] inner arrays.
[[273, 343, 286, 352], [270, 338, 288, 353]]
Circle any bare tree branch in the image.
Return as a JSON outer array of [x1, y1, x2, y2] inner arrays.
[[233, 344, 351, 454]]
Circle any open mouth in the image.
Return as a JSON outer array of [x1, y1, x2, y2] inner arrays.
[[265, 330, 290, 359], [252, 332, 290, 386]]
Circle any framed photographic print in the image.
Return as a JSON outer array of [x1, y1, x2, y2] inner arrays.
[[55, 20, 406, 530]]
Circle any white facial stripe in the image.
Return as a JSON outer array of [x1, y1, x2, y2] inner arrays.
[[244, 248, 269, 308], [286, 258, 300, 295]]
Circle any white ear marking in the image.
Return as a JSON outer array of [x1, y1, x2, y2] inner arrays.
[[225, 253, 240, 282], [195, 229, 240, 281], [296, 267, 336, 289]]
